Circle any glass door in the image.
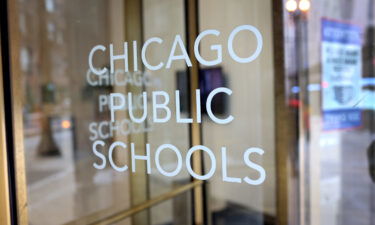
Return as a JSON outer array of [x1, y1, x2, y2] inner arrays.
[[3, 0, 211, 224], [3, 0, 281, 224], [5, 0, 198, 224], [2, 0, 374, 225]]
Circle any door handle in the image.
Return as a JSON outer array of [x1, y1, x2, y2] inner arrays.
[[368, 140, 375, 183]]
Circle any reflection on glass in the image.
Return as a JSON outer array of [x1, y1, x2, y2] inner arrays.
[[284, 0, 375, 225], [19, 0, 191, 224]]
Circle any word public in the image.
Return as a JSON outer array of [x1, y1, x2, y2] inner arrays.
[[109, 87, 233, 125]]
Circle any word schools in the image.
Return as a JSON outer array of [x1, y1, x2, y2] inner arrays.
[[93, 141, 266, 185]]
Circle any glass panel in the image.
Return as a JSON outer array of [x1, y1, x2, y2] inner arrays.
[[198, 0, 276, 224], [112, 193, 192, 225], [148, 191, 192, 225], [8, 0, 375, 225], [142, 0, 191, 199], [17, 0, 191, 224], [283, 0, 375, 225]]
